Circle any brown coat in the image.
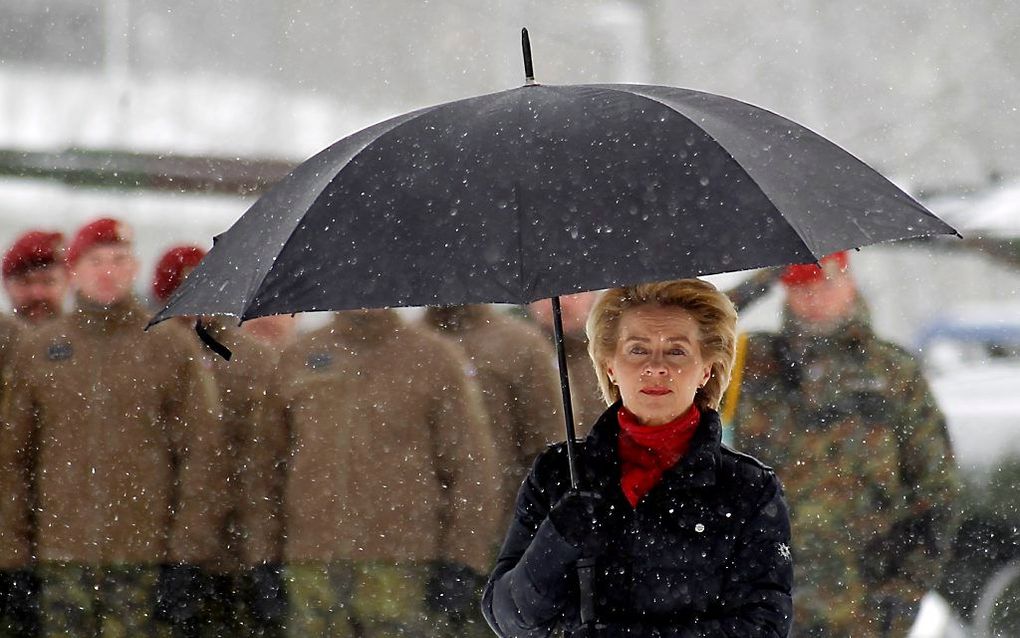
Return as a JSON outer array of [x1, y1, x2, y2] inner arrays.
[[0, 297, 226, 567], [0, 314, 21, 567], [270, 310, 500, 573], [422, 306, 563, 531], [200, 321, 283, 570], [0, 314, 18, 374]]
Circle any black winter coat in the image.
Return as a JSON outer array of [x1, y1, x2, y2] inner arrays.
[[482, 404, 793, 637]]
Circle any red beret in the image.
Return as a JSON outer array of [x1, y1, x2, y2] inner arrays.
[[2, 231, 65, 280], [152, 246, 207, 301], [66, 218, 133, 266], [780, 251, 850, 287]]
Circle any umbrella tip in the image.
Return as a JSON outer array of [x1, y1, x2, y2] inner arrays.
[[521, 28, 536, 85]]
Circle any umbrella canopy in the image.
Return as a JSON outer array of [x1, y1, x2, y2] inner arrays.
[[150, 82, 956, 326]]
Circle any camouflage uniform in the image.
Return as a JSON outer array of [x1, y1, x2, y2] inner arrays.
[[729, 302, 959, 637], [285, 561, 434, 638], [35, 564, 169, 638]]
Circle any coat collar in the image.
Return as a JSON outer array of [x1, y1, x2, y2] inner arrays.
[[328, 308, 402, 342], [72, 294, 144, 333], [780, 296, 876, 348], [581, 402, 722, 497], [422, 304, 495, 332]]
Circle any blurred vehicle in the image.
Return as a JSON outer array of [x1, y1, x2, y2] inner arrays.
[[914, 306, 1020, 636], [916, 303, 1020, 476]]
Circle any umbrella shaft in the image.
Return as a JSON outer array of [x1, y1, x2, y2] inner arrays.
[[552, 296, 581, 489]]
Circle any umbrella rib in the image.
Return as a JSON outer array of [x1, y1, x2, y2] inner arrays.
[[513, 89, 529, 300], [587, 85, 823, 263]]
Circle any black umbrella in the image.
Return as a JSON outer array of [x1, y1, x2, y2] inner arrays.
[[152, 30, 956, 486]]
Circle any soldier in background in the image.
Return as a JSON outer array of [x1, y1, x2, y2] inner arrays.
[[728, 251, 959, 637], [241, 314, 299, 352], [267, 309, 500, 638], [422, 305, 563, 535], [152, 246, 287, 637], [2, 231, 68, 326], [0, 230, 69, 635], [527, 292, 605, 436], [0, 218, 226, 638]]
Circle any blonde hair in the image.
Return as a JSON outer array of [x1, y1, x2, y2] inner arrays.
[[586, 279, 738, 412]]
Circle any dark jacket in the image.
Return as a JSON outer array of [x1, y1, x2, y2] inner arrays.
[[483, 404, 793, 637]]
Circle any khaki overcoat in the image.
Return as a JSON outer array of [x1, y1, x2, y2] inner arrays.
[[198, 320, 283, 571], [0, 297, 225, 568], [271, 310, 500, 573], [423, 305, 562, 530]]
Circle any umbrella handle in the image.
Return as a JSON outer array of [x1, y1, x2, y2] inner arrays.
[[552, 296, 581, 489]]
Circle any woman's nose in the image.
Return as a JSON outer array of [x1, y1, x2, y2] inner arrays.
[[642, 357, 669, 375]]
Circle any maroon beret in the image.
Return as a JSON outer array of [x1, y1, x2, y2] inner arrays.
[[780, 251, 849, 287], [152, 245, 207, 301], [3, 230, 65, 280], [66, 218, 133, 266]]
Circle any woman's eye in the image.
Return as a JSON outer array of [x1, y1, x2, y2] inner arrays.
[[629, 347, 648, 355], [667, 348, 687, 356]]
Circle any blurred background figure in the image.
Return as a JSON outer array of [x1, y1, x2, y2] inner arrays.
[[528, 292, 605, 436], [151, 245, 205, 315], [0, 218, 227, 638], [727, 252, 960, 637], [152, 245, 287, 637], [2, 230, 68, 325], [0, 230, 67, 636], [242, 314, 299, 352], [267, 309, 500, 638], [422, 304, 563, 537]]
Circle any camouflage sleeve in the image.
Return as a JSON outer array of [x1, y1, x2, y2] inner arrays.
[[164, 339, 230, 565], [429, 343, 502, 574], [728, 333, 783, 455], [0, 341, 36, 569], [877, 353, 960, 595]]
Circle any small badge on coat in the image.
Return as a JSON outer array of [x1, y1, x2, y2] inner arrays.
[[306, 352, 333, 370], [46, 341, 73, 361]]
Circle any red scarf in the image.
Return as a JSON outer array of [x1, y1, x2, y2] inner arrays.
[[617, 404, 701, 507]]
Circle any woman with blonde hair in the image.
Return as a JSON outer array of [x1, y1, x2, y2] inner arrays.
[[482, 279, 793, 637]]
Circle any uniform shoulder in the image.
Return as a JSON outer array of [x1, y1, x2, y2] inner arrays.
[[221, 327, 277, 370], [12, 315, 71, 350], [867, 336, 921, 366], [143, 320, 211, 361], [742, 330, 783, 357], [402, 322, 474, 368]]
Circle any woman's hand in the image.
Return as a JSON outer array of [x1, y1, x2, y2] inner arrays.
[[548, 490, 613, 556]]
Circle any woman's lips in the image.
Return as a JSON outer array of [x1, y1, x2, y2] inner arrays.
[[640, 387, 672, 396]]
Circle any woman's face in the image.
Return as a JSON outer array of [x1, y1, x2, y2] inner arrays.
[[606, 305, 712, 426]]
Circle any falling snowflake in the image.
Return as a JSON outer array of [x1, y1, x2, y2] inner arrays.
[[778, 543, 792, 562]]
